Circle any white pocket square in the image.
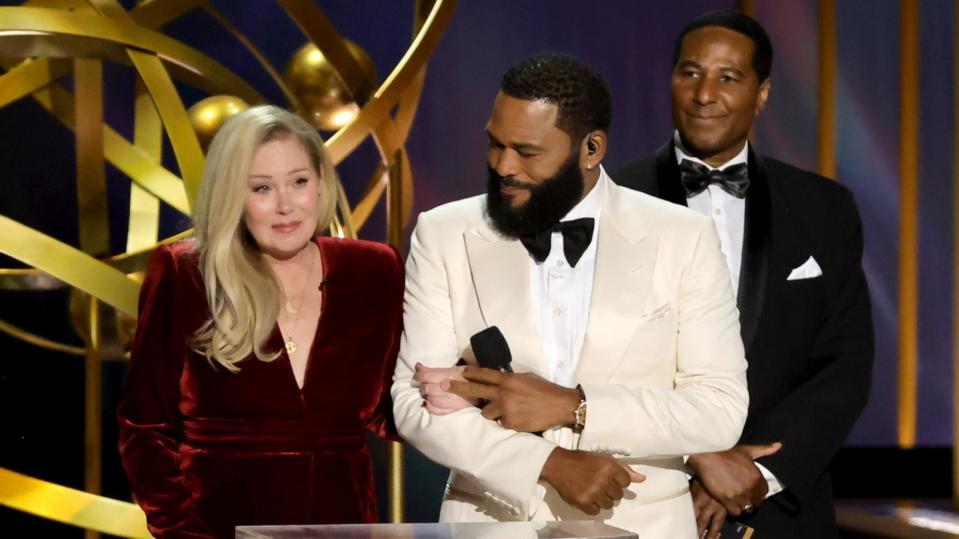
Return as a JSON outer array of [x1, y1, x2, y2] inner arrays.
[[787, 256, 822, 280]]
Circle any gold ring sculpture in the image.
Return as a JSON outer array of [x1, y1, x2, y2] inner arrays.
[[0, 1, 457, 536]]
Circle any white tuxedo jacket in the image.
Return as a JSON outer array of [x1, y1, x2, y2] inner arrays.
[[392, 177, 748, 537]]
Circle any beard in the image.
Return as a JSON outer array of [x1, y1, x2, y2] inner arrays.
[[485, 153, 585, 238]]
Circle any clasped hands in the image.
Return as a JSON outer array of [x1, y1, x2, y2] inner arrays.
[[687, 442, 783, 539], [413, 362, 644, 515], [414, 362, 580, 431]]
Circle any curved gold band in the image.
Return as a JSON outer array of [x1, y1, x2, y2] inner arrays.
[[0, 467, 149, 538], [0, 318, 86, 356], [0, 215, 140, 316], [0, 7, 264, 104]]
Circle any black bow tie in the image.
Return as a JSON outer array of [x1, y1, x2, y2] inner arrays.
[[679, 159, 750, 199], [520, 217, 595, 267]]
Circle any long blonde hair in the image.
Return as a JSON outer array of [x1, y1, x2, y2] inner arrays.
[[191, 105, 337, 372]]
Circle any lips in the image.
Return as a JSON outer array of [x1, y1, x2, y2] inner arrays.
[[499, 179, 534, 196], [687, 112, 726, 122], [272, 221, 301, 233]]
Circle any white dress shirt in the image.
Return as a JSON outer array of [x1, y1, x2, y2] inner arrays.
[[529, 167, 606, 388], [674, 132, 746, 296], [674, 132, 783, 498]]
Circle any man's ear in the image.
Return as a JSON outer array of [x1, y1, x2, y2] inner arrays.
[[755, 78, 771, 115], [582, 130, 608, 170]]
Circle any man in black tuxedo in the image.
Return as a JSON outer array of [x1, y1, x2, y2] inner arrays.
[[614, 11, 873, 539]]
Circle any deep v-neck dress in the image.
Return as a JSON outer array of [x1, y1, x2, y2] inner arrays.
[[117, 237, 404, 538]]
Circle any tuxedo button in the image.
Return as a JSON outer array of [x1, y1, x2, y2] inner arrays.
[[556, 260, 565, 268], [553, 308, 563, 317], [714, 208, 721, 216]]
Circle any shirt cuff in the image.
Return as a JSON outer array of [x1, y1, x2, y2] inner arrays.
[[755, 461, 784, 498]]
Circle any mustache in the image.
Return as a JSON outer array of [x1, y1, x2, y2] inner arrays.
[[497, 175, 536, 189]]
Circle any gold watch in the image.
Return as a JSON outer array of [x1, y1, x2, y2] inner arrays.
[[573, 384, 587, 430]]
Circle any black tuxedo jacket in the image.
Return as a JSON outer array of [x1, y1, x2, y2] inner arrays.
[[614, 142, 874, 538]]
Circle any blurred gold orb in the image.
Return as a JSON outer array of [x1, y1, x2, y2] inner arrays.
[[187, 95, 249, 149], [284, 39, 376, 131]]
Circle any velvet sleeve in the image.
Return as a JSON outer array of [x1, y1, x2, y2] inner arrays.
[[116, 245, 213, 538], [366, 244, 404, 442]]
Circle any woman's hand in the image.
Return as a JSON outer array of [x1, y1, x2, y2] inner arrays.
[[413, 362, 479, 414]]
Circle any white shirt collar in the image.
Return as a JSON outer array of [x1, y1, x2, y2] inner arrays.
[[560, 165, 607, 222], [673, 130, 749, 171]]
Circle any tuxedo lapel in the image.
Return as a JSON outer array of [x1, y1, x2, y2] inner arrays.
[[738, 148, 771, 351], [655, 139, 770, 352], [464, 223, 546, 374], [654, 141, 689, 207], [577, 181, 658, 380]]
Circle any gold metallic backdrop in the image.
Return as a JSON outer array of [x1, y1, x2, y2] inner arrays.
[[0, 0, 457, 535]]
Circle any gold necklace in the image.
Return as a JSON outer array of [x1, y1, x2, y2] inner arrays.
[[281, 244, 316, 355]]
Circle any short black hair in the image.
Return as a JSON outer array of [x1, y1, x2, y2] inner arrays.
[[500, 52, 612, 141], [672, 11, 773, 82]]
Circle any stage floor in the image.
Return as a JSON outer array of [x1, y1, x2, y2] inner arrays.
[[837, 499, 959, 538]]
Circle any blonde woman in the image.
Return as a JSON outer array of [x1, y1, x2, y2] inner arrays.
[[118, 105, 403, 538]]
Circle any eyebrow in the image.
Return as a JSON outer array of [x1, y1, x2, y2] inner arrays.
[[720, 66, 747, 77], [248, 167, 311, 179], [677, 59, 748, 78], [486, 131, 544, 152]]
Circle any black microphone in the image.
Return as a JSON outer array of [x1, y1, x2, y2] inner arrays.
[[470, 326, 513, 373], [471, 326, 543, 435]]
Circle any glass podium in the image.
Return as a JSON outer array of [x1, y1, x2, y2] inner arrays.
[[236, 520, 638, 538]]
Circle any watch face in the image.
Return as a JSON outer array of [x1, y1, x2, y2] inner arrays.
[[574, 400, 587, 429]]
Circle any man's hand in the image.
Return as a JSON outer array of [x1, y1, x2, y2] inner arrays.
[[691, 478, 727, 539], [443, 366, 580, 432], [687, 442, 782, 517], [413, 363, 478, 415], [540, 447, 646, 515]]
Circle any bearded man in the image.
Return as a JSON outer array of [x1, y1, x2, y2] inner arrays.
[[392, 52, 749, 538]]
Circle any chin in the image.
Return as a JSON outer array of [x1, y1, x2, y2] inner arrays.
[[508, 194, 531, 209], [681, 135, 724, 155], [258, 235, 314, 259]]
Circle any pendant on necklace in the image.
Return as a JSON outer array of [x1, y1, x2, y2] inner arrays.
[[285, 338, 297, 355], [285, 299, 298, 314]]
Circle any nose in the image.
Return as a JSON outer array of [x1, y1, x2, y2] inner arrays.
[[275, 186, 292, 215], [693, 76, 718, 106], [491, 148, 520, 179]]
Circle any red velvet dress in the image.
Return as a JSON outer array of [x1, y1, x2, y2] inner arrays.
[[117, 237, 403, 538]]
